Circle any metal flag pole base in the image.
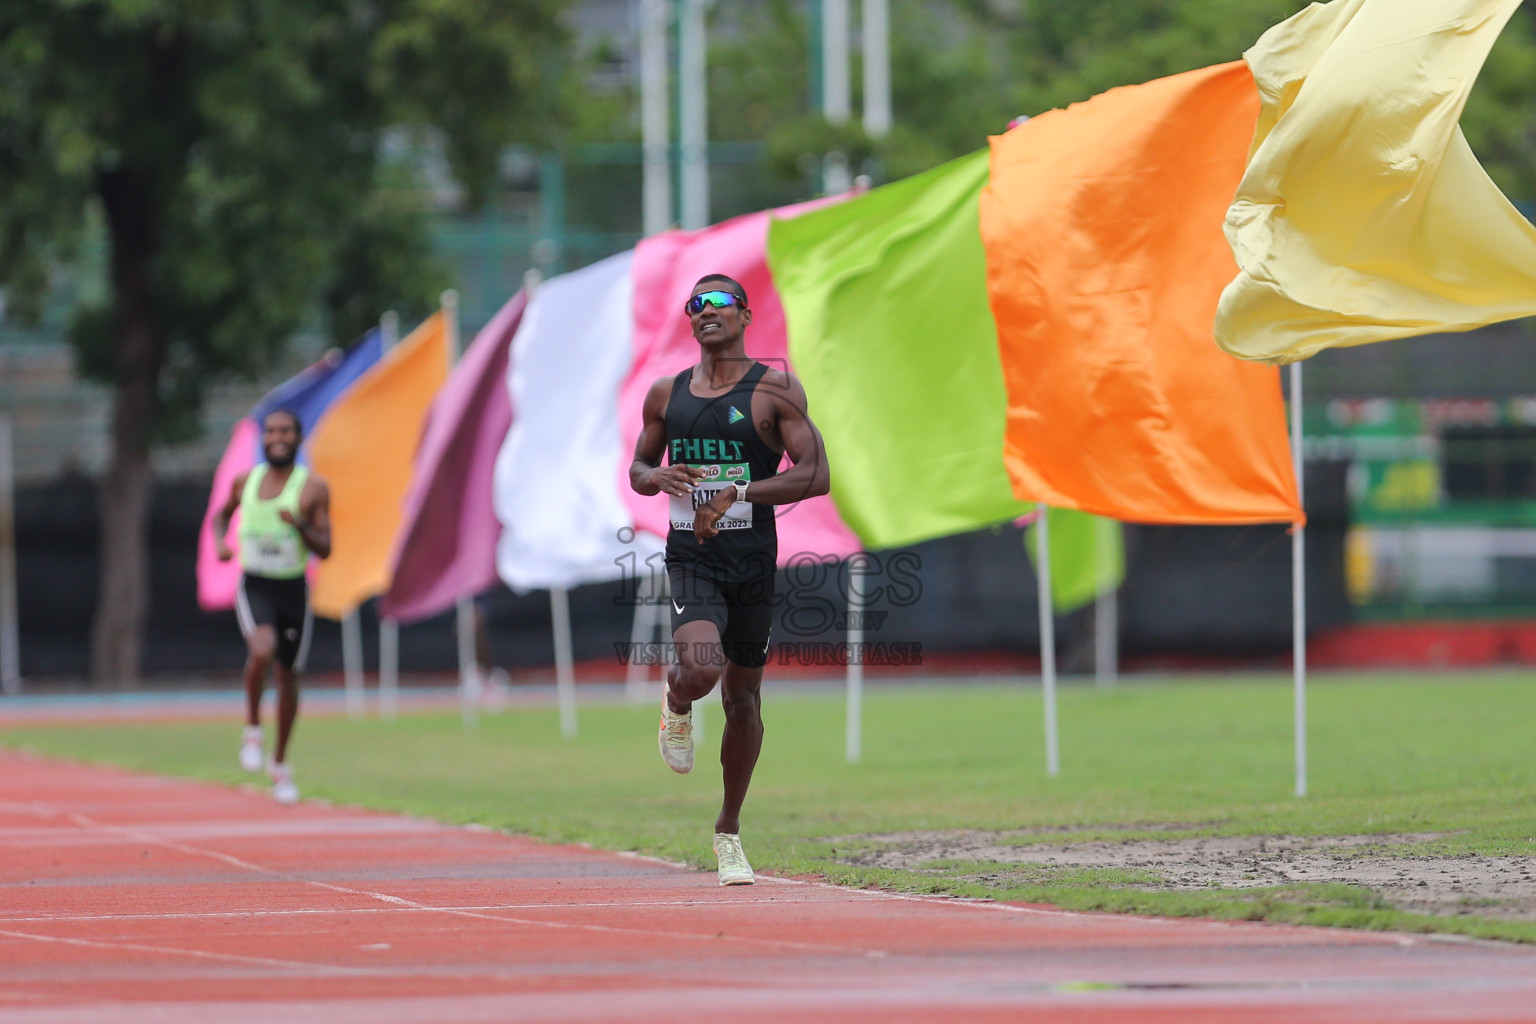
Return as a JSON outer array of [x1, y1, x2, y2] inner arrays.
[[551, 586, 578, 739], [1036, 503, 1060, 777], [846, 554, 866, 764], [341, 610, 366, 717], [379, 617, 399, 721], [1290, 361, 1308, 799], [1094, 516, 1118, 688], [625, 571, 666, 703], [457, 595, 481, 729]]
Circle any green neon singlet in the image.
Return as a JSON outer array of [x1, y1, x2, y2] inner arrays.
[[238, 463, 311, 579]]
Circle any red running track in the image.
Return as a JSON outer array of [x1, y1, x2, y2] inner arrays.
[[2, 751, 1535, 1023]]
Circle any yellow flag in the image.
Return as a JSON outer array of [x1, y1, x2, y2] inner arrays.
[[1216, 0, 1536, 364], [308, 312, 449, 619]]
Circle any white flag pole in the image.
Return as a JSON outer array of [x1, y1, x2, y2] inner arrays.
[[341, 611, 365, 717], [0, 414, 20, 695], [845, 554, 865, 764], [376, 310, 401, 721], [624, 570, 661, 702], [1094, 516, 1118, 688], [1291, 361, 1308, 798], [514, 266, 572, 737], [551, 585, 578, 739], [1036, 503, 1059, 776], [439, 288, 483, 730], [378, 619, 399, 721]]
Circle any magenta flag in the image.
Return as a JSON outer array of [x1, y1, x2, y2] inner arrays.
[[618, 203, 860, 564], [380, 290, 528, 623], [197, 418, 259, 611]]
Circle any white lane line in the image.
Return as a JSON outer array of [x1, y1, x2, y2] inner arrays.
[[0, 897, 841, 925], [13, 801, 876, 958], [0, 927, 371, 975]]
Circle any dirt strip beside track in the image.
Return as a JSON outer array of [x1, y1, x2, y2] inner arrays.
[[2, 751, 1535, 1023]]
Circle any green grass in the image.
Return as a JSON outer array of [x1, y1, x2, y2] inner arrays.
[[5, 671, 1536, 941]]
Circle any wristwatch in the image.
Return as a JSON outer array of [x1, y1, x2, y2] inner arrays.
[[732, 480, 749, 502]]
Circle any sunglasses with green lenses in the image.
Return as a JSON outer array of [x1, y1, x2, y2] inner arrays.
[[684, 290, 745, 316]]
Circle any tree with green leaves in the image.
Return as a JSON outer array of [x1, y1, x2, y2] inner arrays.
[[709, 0, 1536, 207], [0, 0, 568, 683]]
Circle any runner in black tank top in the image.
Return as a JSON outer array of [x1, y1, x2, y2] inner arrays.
[[630, 273, 832, 886], [662, 360, 779, 581]]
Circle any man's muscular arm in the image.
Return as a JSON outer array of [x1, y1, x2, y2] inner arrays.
[[630, 376, 706, 497], [279, 478, 332, 559], [211, 472, 248, 562]]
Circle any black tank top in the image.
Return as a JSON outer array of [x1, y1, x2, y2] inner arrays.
[[664, 361, 780, 579]]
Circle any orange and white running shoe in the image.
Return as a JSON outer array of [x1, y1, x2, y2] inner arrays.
[[658, 687, 694, 774]]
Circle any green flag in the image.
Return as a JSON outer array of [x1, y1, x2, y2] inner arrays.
[[1025, 508, 1126, 614], [769, 150, 1029, 549]]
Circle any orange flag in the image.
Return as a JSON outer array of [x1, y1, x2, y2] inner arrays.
[[980, 62, 1302, 525], [308, 312, 450, 618]]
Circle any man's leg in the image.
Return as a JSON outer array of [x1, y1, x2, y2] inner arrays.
[[715, 659, 764, 836], [242, 627, 276, 727], [238, 625, 276, 772], [667, 618, 724, 713], [263, 584, 309, 804], [272, 663, 300, 765]]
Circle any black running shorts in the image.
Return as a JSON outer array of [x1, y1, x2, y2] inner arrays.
[[236, 574, 313, 670], [666, 562, 775, 669]]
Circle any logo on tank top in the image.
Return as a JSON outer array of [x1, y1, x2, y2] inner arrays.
[[728, 405, 745, 423]]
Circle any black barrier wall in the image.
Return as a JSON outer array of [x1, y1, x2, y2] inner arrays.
[[13, 471, 1348, 681]]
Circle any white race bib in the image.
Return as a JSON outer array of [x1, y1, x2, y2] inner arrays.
[[241, 532, 304, 576], [669, 463, 752, 532]]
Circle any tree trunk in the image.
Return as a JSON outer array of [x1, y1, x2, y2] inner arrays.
[[91, 167, 164, 688], [91, 438, 151, 686]]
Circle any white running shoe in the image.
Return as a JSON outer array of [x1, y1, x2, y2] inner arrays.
[[713, 832, 755, 886], [239, 727, 264, 773], [269, 762, 299, 805], [658, 688, 694, 774]]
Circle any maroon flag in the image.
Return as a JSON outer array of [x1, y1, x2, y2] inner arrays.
[[380, 291, 527, 623]]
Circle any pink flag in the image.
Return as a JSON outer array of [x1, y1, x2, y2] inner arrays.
[[197, 419, 258, 611], [380, 292, 527, 623], [618, 204, 860, 564]]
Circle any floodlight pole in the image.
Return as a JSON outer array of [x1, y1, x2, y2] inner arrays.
[[845, 554, 866, 764], [377, 310, 401, 721], [678, 0, 709, 230], [0, 414, 20, 695], [822, 0, 852, 194], [640, 0, 672, 235], [1036, 503, 1059, 776], [862, 0, 891, 138], [1291, 361, 1308, 799]]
